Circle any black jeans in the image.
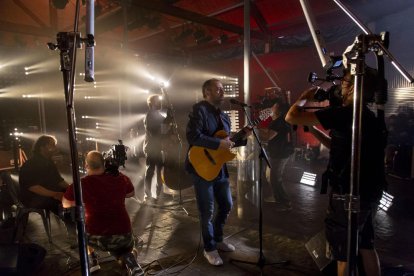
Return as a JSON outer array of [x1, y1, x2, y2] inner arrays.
[[269, 157, 290, 204], [144, 152, 163, 198]]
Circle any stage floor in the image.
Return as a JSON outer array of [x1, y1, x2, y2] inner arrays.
[[7, 158, 414, 275]]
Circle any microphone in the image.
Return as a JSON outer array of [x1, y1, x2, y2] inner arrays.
[[229, 99, 251, 108], [84, 0, 95, 82]]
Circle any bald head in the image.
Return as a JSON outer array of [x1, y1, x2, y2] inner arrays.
[[85, 151, 105, 173]]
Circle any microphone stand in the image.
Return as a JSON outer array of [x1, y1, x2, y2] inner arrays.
[[48, 0, 94, 275], [230, 106, 288, 273]]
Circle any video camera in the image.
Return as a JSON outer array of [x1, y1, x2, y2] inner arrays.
[[307, 56, 344, 107], [102, 140, 128, 175]]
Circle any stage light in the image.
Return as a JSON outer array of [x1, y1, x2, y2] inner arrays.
[[193, 29, 205, 40], [378, 191, 394, 212], [217, 34, 228, 44], [22, 94, 36, 98], [10, 129, 23, 139], [300, 172, 317, 186], [196, 35, 213, 45], [81, 115, 89, 119], [174, 27, 193, 43], [24, 67, 29, 71], [160, 81, 170, 88]]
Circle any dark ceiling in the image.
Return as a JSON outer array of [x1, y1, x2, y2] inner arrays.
[[1, 0, 412, 62]]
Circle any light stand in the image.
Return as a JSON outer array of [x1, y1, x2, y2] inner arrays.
[[230, 105, 288, 273], [330, 2, 414, 275], [47, 0, 94, 275], [302, 1, 414, 275]]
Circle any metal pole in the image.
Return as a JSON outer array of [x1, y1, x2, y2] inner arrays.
[[332, 0, 413, 83], [243, 0, 250, 107], [346, 49, 365, 276]]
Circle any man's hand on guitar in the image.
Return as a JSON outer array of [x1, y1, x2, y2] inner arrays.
[[242, 126, 253, 137], [218, 138, 235, 150]]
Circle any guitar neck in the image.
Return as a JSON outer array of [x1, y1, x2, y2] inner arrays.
[[230, 117, 262, 143]]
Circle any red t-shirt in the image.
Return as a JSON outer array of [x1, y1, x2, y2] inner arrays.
[[64, 173, 134, 235]]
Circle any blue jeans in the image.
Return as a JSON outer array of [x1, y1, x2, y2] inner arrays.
[[192, 175, 233, 252]]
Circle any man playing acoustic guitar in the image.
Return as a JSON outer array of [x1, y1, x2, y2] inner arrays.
[[185, 78, 252, 266]]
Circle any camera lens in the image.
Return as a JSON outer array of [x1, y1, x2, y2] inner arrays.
[[314, 88, 329, 102]]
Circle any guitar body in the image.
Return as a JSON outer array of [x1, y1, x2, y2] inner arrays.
[[188, 130, 236, 181], [188, 108, 272, 181]]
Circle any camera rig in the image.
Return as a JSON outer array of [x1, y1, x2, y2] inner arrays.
[[102, 140, 128, 175]]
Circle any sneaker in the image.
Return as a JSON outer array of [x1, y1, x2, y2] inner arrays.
[[143, 196, 155, 204], [216, 241, 235, 252], [122, 252, 144, 276], [203, 250, 223, 266], [88, 252, 101, 273], [130, 266, 145, 276]]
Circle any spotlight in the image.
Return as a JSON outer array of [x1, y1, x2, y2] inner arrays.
[[46, 42, 57, 50], [378, 191, 394, 212], [300, 172, 317, 186], [160, 81, 170, 88], [174, 27, 194, 43], [217, 34, 228, 44], [196, 35, 213, 45], [10, 129, 23, 139], [193, 29, 205, 40]]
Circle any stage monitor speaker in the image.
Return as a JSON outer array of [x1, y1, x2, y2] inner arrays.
[[0, 243, 46, 275], [305, 230, 332, 271]]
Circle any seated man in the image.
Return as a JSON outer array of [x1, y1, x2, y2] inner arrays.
[[19, 135, 68, 215], [62, 151, 142, 275], [18, 134, 76, 240]]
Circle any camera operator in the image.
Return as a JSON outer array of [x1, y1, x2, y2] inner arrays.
[[285, 67, 386, 276], [62, 151, 141, 274]]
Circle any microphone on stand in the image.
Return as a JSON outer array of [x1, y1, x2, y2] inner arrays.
[[229, 99, 252, 108], [84, 0, 95, 82]]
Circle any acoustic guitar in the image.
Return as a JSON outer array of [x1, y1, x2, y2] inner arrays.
[[188, 108, 272, 181]]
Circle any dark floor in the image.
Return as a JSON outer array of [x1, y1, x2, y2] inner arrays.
[[2, 157, 414, 276]]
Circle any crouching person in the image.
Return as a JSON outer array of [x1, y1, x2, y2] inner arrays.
[[62, 151, 143, 275]]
